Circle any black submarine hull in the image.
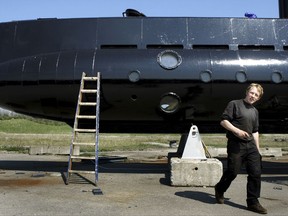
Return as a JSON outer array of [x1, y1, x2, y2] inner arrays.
[[0, 17, 287, 132]]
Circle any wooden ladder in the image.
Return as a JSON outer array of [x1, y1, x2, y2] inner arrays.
[[66, 72, 101, 186]]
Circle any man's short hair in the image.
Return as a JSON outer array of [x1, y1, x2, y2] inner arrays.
[[246, 83, 264, 99]]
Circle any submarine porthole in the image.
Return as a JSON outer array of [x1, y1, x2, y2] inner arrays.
[[128, 70, 141, 82], [200, 70, 212, 83], [131, 95, 138, 101], [159, 92, 181, 113], [271, 72, 283, 83], [157, 50, 182, 70], [235, 71, 247, 83]]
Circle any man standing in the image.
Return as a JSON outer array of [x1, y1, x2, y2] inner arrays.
[[215, 83, 267, 214]]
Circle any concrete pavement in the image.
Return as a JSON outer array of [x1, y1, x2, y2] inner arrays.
[[0, 152, 287, 216]]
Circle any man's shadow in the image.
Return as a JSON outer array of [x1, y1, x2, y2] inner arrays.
[[175, 191, 247, 210]]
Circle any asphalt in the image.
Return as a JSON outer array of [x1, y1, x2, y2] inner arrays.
[[0, 151, 287, 216]]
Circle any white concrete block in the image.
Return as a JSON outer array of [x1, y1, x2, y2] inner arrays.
[[170, 157, 223, 187], [29, 146, 79, 155], [260, 147, 282, 157], [207, 147, 227, 157], [207, 147, 282, 158]]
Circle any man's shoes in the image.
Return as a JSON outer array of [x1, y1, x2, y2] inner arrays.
[[215, 187, 224, 204], [247, 203, 267, 214]]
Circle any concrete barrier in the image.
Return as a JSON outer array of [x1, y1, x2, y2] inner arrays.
[[170, 157, 223, 187], [260, 147, 283, 157], [207, 147, 283, 158], [29, 146, 79, 155]]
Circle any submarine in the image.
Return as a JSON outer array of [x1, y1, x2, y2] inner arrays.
[[0, 5, 287, 133]]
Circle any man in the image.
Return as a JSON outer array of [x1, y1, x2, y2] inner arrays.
[[215, 83, 267, 214]]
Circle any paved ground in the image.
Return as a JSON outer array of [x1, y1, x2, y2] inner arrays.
[[0, 151, 287, 216]]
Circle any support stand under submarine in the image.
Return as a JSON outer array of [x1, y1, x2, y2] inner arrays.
[[169, 125, 222, 186]]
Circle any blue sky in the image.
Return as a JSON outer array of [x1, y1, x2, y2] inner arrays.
[[0, 0, 280, 22]]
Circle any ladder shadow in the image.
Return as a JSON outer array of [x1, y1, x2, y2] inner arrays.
[[64, 172, 95, 185]]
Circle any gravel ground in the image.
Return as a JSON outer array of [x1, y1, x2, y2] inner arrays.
[[0, 152, 288, 216]]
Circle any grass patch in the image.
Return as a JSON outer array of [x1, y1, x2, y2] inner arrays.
[[0, 145, 29, 153], [0, 117, 287, 153], [99, 134, 180, 151], [0, 118, 71, 134]]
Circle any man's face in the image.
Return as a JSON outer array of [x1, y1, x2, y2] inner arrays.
[[245, 86, 260, 105]]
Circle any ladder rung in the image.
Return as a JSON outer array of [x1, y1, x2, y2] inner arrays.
[[68, 170, 95, 174], [76, 115, 96, 119], [71, 156, 95, 160], [83, 77, 98, 81], [81, 89, 97, 93], [75, 129, 97, 133], [79, 102, 97, 106], [72, 142, 95, 146]]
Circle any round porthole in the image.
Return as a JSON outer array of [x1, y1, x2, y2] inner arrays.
[[131, 94, 138, 101], [157, 50, 182, 70], [128, 70, 141, 82], [236, 71, 247, 83], [159, 92, 181, 113], [200, 70, 212, 83], [271, 72, 283, 83]]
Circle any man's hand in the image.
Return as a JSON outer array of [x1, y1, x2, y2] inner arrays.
[[220, 120, 250, 140], [234, 129, 250, 139]]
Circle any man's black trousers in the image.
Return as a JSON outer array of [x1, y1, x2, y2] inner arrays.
[[215, 139, 262, 206]]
